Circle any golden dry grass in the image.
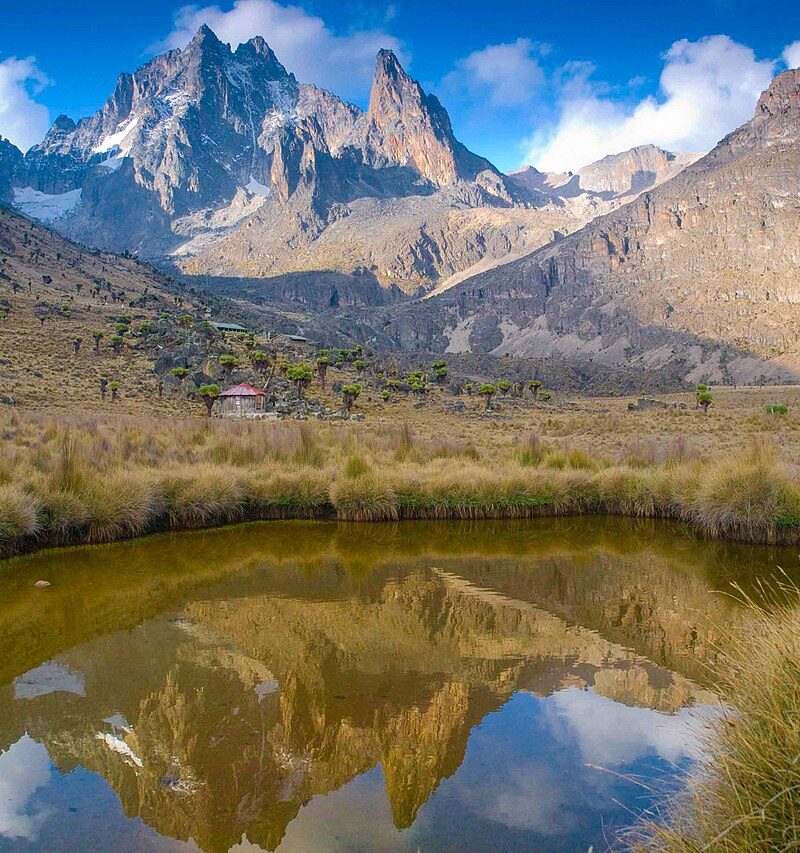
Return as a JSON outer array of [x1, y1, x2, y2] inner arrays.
[[631, 589, 800, 851], [2, 407, 800, 557]]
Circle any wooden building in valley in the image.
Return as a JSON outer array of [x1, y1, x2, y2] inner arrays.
[[218, 383, 268, 418]]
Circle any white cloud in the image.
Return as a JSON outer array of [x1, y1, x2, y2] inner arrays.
[[159, 0, 404, 101], [442, 39, 545, 108], [784, 40, 800, 69], [526, 35, 775, 173], [549, 686, 711, 768], [0, 56, 51, 152], [0, 736, 52, 841]]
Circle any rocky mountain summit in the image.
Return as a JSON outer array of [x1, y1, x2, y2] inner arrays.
[[6, 26, 562, 295], [508, 145, 702, 219], [375, 70, 800, 384], [5, 25, 701, 301]]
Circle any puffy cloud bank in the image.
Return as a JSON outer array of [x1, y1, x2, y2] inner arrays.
[[442, 38, 546, 108], [526, 35, 776, 172], [0, 56, 51, 152]]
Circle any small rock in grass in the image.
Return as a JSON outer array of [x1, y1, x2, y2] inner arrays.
[[34, 580, 52, 589]]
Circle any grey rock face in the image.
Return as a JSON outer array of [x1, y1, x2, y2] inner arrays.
[[0, 137, 24, 202], [508, 145, 703, 219], [375, 70, 800, 384]]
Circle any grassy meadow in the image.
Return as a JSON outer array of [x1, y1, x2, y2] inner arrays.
[[3, 394, 800, 557]]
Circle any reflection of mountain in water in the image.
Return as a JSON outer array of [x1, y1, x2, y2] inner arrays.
[[0, 531, 727, 853]]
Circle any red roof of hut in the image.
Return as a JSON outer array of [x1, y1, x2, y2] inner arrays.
[[219, 383, 268, 397]]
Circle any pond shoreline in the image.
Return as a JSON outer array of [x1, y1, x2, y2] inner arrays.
[[4, 412, 800, 560], [4, 495, 800, 561]]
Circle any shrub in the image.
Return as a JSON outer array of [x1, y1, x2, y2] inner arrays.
[[286, 363, 313, 398], [342, 383, 361, 412], [198, 384, 220, 417], [478, 383, 496, 410], [765, 403, 788, 416]]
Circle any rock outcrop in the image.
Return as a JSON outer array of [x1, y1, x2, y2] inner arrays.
[[508, 144, 703, 219]]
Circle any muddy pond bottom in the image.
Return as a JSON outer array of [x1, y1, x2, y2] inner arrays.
[[1, 517, 795, 852]]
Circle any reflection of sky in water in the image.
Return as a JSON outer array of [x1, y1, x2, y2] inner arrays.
[[277, 688, 709, 852], [0, 735, 193, 852], [0, 686, 710, 852]]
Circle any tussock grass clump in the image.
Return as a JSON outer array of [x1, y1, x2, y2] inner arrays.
[[632, 593, 800, 851], [688, 445, 790, 541], [83, 471, 158, 542], [517, 431, 546, 467], [293, 423, 325, 468], [344, 455, 371, 479], [545, 446, 598, 471], [0, 485, 41, 541], [157, 466, 248, 529], [248, 469, 332, 518], [330, 473, 398, 521]]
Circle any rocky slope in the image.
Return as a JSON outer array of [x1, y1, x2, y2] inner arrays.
[[375, 70, 800, 383]]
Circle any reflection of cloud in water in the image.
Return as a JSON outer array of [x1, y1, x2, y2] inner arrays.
[[549, 686, 712, 767], [445, 689, 711, 842], [0, 736, 52, 840], [476, 764, 573, 834], [13, 661, 86, 700]]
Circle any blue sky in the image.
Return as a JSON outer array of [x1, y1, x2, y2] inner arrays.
[[2, 0, 800, 171]]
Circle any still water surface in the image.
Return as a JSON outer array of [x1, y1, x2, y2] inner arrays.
[[0, 518, 797, 852]]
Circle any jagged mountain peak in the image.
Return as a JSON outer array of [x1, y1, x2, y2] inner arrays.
[[375, 48, 406, 77], [235, 35, 289, 77], [189, 22, 224, 49], [363, 48, 501, 190], [49, 115, 78, 135], [11, 26, 535, 286]]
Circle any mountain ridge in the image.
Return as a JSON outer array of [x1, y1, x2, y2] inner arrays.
[[3, 26, 697, 299], [371, 68, 800, 383]]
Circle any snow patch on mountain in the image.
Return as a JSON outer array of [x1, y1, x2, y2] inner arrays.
[[245, 175, 270, 197], [12, 187, 82, 223], [93, 115, 139, 155], [96, 732, 143, 768]]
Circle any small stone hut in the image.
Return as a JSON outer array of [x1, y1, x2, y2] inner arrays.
[[218, 383, 268, 418]]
